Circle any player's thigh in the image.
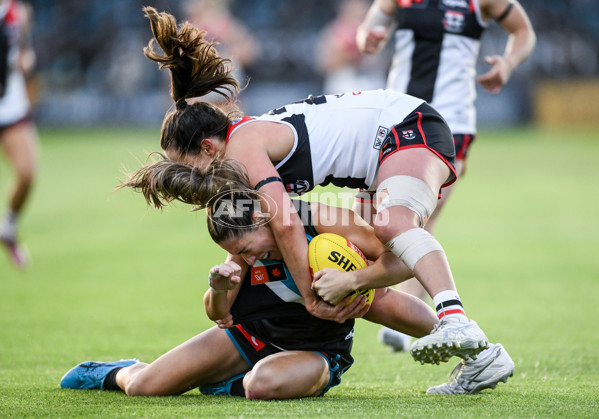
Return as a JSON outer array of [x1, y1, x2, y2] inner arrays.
[[126, 326, 250, 396], [378, 147, 450, 194], [245, 351, 330, 399]]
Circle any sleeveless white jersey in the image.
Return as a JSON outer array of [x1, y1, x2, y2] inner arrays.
[[0, 1, 30, 126], [229, 89, 424, 194], [387, 0, 487, 134]]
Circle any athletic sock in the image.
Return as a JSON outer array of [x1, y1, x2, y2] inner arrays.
[[0, 210, 18, 239], [229, 376, 246, 397], [102, 367, 123, 391], [433, 290, 467, 321]]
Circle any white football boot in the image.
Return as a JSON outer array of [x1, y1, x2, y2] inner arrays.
[[410, 317, 489, 364], [426, 343, 514, 394]]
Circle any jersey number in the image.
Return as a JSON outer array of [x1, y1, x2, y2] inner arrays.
[[268, 94, 331, 115]]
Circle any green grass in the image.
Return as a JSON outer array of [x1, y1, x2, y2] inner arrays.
[[1, 125, 598, 417]]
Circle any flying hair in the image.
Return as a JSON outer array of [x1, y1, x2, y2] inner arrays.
[[142, 6, 240, 102], [119, 153, 252, 210]]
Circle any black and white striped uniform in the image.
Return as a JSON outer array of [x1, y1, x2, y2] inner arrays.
[[228, 90, 426, 194], [388, 0, 487, 135]]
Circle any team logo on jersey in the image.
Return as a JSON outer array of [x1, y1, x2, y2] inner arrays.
[[373, 126, 389, 150], [285, 180, 311, 195], [251, 263, 288, 285], [402, 130, 416, 140], [443, 10, 466, 33]]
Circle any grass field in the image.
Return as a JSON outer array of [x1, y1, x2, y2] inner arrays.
[[1, 125, 598, 417]]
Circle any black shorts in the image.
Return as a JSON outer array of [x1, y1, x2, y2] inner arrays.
[[453, 133, 476, 161], [227, 324, 354, 396], [379, 102, 457, 188]]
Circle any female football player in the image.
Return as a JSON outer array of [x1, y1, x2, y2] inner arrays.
[[356, 0, 535, 358], [124, 6, 490, 365], [0, 0, 39, 268], [61, 188, 440, 399]]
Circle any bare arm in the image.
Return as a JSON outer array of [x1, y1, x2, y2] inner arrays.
[[477, 0, 536, 94], [17, 2, 36, 76], [356, 0, 396, 54], [203, 257, 244, 321], [311, 203, 413, 304]]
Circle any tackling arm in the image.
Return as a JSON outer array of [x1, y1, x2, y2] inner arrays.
[[311, 203, 414, 304]]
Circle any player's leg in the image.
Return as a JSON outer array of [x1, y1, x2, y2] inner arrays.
[[61, 326, 250, 396], [380, 159, 465, 351], [0, 121, 38, 213], [0, 120, 38, 267], [375, 147, 456, 305], [364, 286, 437, 338], [243, 351, 334, 400], [119, 326, 250, 395], [395, 158, 465, 302], [374, 123, 487, 363]]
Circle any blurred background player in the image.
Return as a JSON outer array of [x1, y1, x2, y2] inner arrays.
[[355, 0, 536, 354], [315, 0, 387, 94], [0, 0, 39, 269]]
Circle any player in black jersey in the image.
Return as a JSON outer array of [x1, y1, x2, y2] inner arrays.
[[60, 189, 441, 399]]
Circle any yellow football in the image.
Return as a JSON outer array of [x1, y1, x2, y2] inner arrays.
[[308, 233, 375, 306]]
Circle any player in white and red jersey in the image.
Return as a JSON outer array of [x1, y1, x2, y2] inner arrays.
[[0, 0, 38, 269], [227, 89, 454, 195], [357, 0, 535, 285], [355, 0, 535, 393]]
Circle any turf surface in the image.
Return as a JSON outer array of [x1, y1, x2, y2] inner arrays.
[[1, 126, 598, 417]]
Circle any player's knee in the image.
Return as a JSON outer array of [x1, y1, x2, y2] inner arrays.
[[244, 362, 281, 400], [122, 365, 160, 396], [376, 175, 438, 229], [385, 228, 444, 271]]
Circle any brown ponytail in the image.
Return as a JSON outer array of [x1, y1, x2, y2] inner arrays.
[[120, 153, 251, 210], [142, 7, 243, 156], [142, 6, 240, 102]]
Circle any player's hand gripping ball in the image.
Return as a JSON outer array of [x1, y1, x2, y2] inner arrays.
[[308, 233, 375, 306]]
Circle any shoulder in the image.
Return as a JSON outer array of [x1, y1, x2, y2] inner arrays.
[[229, 120, 291, 144], [229, 120, 295, 160]]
